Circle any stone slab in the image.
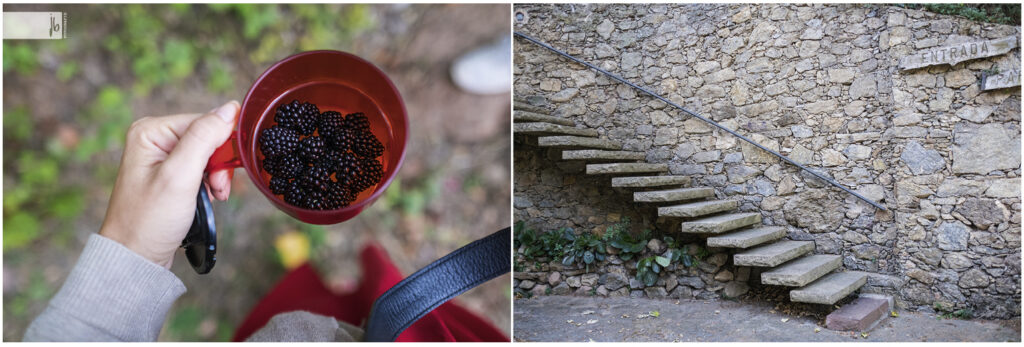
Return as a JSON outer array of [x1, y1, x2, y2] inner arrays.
[[899, 36, 1018, 70], [514, 122, 598, 137], [982, 68, 1021, 91], [514, 111, 575, 126], [586, 163, 668, 175], [679, 212, 761, 234], [538, 136, 622, 150], [658, 200, 738, 218], [634, 187, 714, 203], [514, 101, 551, 114], [563, 150, 646, 161], [706, 226, 787, 249], [734, 241, 814, 267], [761, 254, 841, 287], [611, 175, 691, 188], [825, 295, 890, 332], [790, 271, 868, 305]]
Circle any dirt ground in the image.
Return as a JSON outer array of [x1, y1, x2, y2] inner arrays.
[[514, 296, 1021, 342], [3, 4, 511, 341]]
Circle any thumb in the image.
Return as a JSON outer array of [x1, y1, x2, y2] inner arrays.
[[164, 101, 239, 177]]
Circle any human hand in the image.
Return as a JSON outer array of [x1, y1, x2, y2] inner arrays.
[[99, 101, 239, 268]]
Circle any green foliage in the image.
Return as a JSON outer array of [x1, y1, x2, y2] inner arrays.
[[56, 62, 79, 82], [560, 231, 607, 272], [3, 106, 34, 142], [635, 256, 663, 287], [603, 218, 648, 261], [933, 301, 974, 320], [896, 4, 1020, 25], [3, 42, 39, 75], [76, 86, 133, 162], [4, 212, 40, 251]]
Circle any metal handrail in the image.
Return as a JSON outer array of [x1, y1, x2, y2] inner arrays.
[[514, 31, 887, 211]]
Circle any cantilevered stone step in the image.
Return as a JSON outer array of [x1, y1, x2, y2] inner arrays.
[[612, 175, 691, 188], [790, 271, 869, 305], [514, 122, 599, 137], [706, 226, 786, 248], [513, 101, 551, 115], [538, 136, 621, 150], [634, 187, 714, 203], [563, 150, 646, 161], [733, 240, 814, 267], [659, 200, 738, 218], [514, 111, 575, 126], [586, 163, 668, 175], [679, 212, 761, 234], [761, 254, 842, 287]]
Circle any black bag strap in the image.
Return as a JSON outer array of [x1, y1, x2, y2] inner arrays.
[[364, 227, 510, 342]]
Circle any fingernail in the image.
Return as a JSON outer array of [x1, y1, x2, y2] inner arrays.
[[213, 101, 239, 123]]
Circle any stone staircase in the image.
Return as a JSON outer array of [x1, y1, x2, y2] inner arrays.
[[513, 101, 869, 306]]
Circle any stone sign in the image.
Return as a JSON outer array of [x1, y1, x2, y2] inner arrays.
[[898, 36, 1018, 71], [981, 68, 1021, 90]]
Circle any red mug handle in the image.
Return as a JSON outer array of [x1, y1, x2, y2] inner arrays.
[[206, 131, 242, 173]]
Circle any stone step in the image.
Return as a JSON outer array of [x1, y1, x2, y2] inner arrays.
[[679, 212, 761, 234], [513, 111, 574, 126], [659, 200, 739, 218], [733, 240, 814, 267], [706, 226, 787, 249], [634, 187, 714, 203], [513, 101, 551, 115], [563, 150, 646, 161], [611, 175, 691, 188], [761, 254, 842, 287], [514, 122, 599, 137], [538, 136, 622, 150], [586, 163, 668, 175], [790, 271, 870, 305]]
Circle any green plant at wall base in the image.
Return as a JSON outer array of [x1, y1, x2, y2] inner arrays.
[[635, 256, 667, 287], [604, 219, 650, 261], [560, 231, 607, 272]]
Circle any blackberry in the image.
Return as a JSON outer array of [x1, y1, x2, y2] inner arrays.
[[325, 183, 355, 209], [318, 111, 344, 140], [344, 112, 371, 133], [352, 133, 384, 158], [354, 158, 383, 192], [262, 154, 305, 179], [333, 153, 362, 187], [269, 177, 291, 195], [259, 126, 300, 158], [298, 136, 325, 161], [304, 190, 327, 210], [298, 164, 333, 193], [275, 100, 319, 135], [327, 128, 356, 153], [283, 184, 309, 208]]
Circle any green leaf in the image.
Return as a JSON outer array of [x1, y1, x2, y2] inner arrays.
[[655, 256, 670, 267], [620, 253, 633, 261], [4, 212, 40, 250], [682, 255, 693, 267], [642, 271, 657, 286], [652, 263, 661, 273], [56, 61, 79, 82], [562, 255, 574, 266], [583, 251, 595, 264]]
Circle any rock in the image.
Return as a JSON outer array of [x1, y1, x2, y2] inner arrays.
[[629, 278, 644, 289], [694, 61, 721, 74], [986, 178, 1020, 198], [941, 253, 973, 270], [609, 288, 629, 297], [952, 123, 1021, 174], [789, 144, 813, 164], [647, 238, 667, 254], [892, 113, 921, 126], [959, 268, 991, 288], [621, 52, 643, 71], [822, 149, 847, 166], [714, 270, 734, 282], [567, 276, 582, 288], [514, 197, 533, 208], [856, 184, 885, 202], [530, 284, 550, 297], [956, 106, 995, 123], [671, 285, 693, 299], [792, 125, 813, 138], [727, 165, 761, 183], [936, 178, 988, 197], [956, 198, 1009, 229], [850, 76, 877, 99], [731, 7, 752, 23], [723, 281, 750, 298], [828, 68, 856, 84], [722, 37, 745, 53], [707, 68, 736, 84], [548, 272, 562, 286], [550, 88, 579, 102], [551, 283, 572, 295], [929, 88, 954, 112], [630, 290, 644, 298], [945, 68, 977, 88], [574, 286, 593, 296], [707, 253, 728, 267], [644, 287, 669, 298], [581, 273, 600, 287], [936, 221, 970, 251], [665, 274, 678, 292], [844, 144, 872, 160], [678, 276, 705, 289], [596, 19, 615, 39], [900, 141, 946, 175], [602, 272, 629, 291], [519, 280, 536, 289], [907, 269, 934, 284], [783, 190, 844, 233]]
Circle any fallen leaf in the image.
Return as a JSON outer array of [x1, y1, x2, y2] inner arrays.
[[861, 332, 869, 338], [814, 327, 821, 333], [586, 319, 598, 324], [582, 310, 595, 315], [650, 311, 660, 318], [714, 310, 720, 314], [621, 314, 630, 318], [890, 311, 899, 317], [781, 318, 789, 323]]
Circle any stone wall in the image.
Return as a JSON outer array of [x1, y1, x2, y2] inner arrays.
[[513, 3, 1021, 318]]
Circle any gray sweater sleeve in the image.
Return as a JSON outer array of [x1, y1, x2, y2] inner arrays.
[[23, 233, 187, 341]]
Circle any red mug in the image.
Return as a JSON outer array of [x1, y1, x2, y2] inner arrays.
[[207, 50, 409, 225]]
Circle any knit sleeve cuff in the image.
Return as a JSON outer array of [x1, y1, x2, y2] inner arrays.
[[47, 233, 187, 341]]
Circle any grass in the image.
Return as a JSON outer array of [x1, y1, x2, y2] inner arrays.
[[896, 4, 1021, 25]]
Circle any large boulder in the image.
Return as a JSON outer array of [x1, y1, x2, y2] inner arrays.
[[783, 190, 844, 233]]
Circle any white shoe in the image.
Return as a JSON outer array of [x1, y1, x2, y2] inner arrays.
[[450, 35, 511, 95]]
